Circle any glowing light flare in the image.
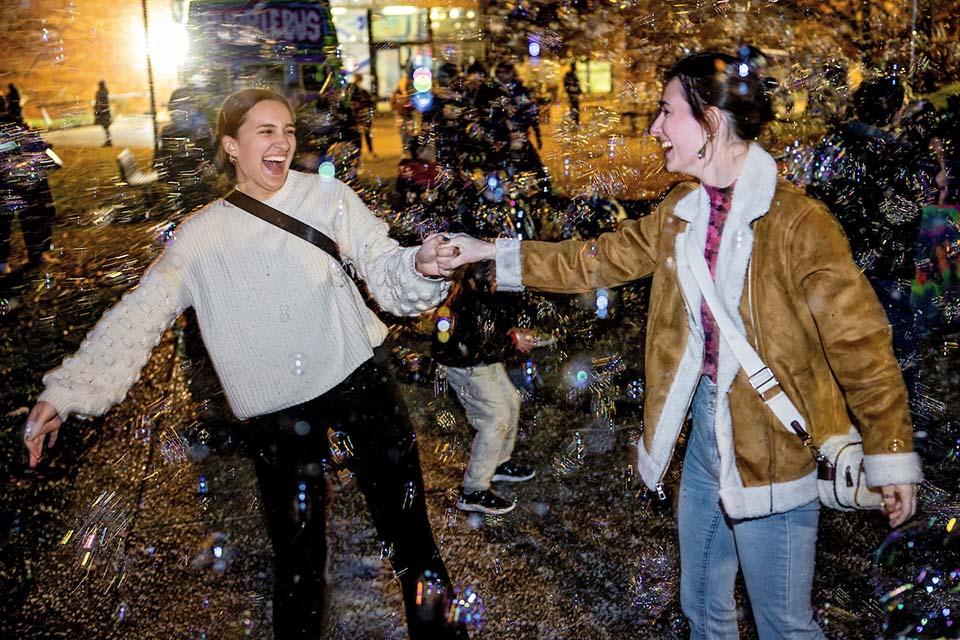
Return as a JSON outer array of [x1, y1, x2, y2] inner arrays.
[[382, 5, 418, 16], [133, 15, 189, 78], [528, 39, 541, 58], [412, 92, 433, 112], [412, 67, 433, 93]]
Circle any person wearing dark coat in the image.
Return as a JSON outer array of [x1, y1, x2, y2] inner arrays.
[[5, 84, 23, 126], [94, 80, 112, 147], [807, 76, 927, 398], [154, 87, 214, 207], [563, 62, 582, 126], [347, 74, 375, 154], [471, 62, 548, 192], [0, 122, 59, 274]]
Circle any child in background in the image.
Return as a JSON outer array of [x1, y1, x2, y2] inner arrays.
[[433, 263, 538, 515]]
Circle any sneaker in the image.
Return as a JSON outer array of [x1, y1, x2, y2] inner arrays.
[[455, 489, 516, 515], [491, 461, 536, 483]]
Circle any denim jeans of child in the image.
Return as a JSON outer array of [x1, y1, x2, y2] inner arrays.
[[678, 375, 825, 639]]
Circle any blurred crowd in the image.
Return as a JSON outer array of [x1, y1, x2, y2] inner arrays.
[[3, 67, 960, 353]]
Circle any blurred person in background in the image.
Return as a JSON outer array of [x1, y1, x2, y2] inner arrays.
[[94, 80, 112, 147], [807, 76, 928, 399], [348, 73, 375, 156], [0, 120, 59, 275], [563, 61, 582, 126], [5, 83, 23, 126]]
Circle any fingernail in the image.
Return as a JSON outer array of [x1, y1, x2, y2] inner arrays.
[[24, 420, 35, 439]]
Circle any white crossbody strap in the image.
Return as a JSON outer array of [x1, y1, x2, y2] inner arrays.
[[683, 233, 808, 437]]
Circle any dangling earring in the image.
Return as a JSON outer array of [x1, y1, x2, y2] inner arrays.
[[697, 133, 714, 160], [229, 155, 237, 165]]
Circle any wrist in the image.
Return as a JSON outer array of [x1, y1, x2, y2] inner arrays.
[[482, 241, 496, 261]]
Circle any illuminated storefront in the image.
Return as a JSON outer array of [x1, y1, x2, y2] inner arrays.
[[330, 0, 483, 99]]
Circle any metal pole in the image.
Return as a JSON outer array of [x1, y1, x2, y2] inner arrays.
[[910, 0, 918, 76], [141, 0, 159, 152]]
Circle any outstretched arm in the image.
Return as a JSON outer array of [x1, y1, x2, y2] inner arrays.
[[443, 205, 666, 294], [24, 244, 191, 467], [331, 180, 450, 315]]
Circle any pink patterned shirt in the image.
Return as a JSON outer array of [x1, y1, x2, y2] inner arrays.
[[701, 183, 735, 381]]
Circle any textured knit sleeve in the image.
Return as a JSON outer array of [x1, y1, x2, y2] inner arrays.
[[38, 241, 192, 421], [329, 180, 449, 316]]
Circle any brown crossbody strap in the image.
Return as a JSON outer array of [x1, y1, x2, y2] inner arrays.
[[225, 189, 343, 265]]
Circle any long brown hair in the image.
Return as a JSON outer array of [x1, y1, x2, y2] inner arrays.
[[213, 88, 296, 179]]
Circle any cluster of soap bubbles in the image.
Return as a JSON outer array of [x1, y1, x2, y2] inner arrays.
[[873, 516, 960, 638], [629, 545, 678, 620]]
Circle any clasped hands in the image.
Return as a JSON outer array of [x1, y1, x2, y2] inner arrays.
[[414, 233, 496, 278]]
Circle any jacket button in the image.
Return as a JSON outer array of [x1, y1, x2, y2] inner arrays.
[[888, 439, 905, 452]]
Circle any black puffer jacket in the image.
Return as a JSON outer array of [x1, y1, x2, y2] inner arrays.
[[431, 263, 523, 368]]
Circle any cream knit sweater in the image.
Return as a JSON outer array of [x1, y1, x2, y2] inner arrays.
[[40, 171, 448, 420]]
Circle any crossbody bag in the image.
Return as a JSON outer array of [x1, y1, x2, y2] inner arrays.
[[682, 233, 882, 511], [225, 189, 344, 265]]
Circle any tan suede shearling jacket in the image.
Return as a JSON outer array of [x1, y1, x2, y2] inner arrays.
[[493, 144, 922, 518]]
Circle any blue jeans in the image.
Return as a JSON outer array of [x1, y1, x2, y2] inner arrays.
[[678, 376, 825, 639]]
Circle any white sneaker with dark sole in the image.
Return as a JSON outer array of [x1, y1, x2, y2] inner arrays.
[[455, 489, 517, 515], [491, 462, 536, 483]]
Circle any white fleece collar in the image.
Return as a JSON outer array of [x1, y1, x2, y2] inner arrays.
[[672, 142, 778, 227]]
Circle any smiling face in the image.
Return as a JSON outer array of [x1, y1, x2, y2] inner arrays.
[[221, 99, 296, 200], [648, 77, 711, 179]]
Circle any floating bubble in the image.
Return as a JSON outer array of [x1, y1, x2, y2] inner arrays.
[[329, 430, 355, 466], [402, 481, 417, 511], [293, 420, 311, 436], [447, 584, 485, 629], [629, 547, 678, 619], [293, 352, 303, 376], [318, 161, 336, 179], [412, 92, 433, 112]]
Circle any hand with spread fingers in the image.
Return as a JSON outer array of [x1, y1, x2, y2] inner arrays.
[[23, 401, 62, 468], [881, 483, 917, 528]]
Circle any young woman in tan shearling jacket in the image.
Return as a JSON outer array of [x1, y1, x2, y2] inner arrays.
[[441, 49, 922, 639]]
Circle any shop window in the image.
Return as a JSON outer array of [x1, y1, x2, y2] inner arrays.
[[331, 8, 369, 44], [429, 7, 479, 39], [371, 8, 428, 42], [577, 60, 612, 94]]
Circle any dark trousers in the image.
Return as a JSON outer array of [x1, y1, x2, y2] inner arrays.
[[360, 125, 374, 154], [569, 97, 580, 126], [0, 181, 55, 266], [249, 350, 467, 639]]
